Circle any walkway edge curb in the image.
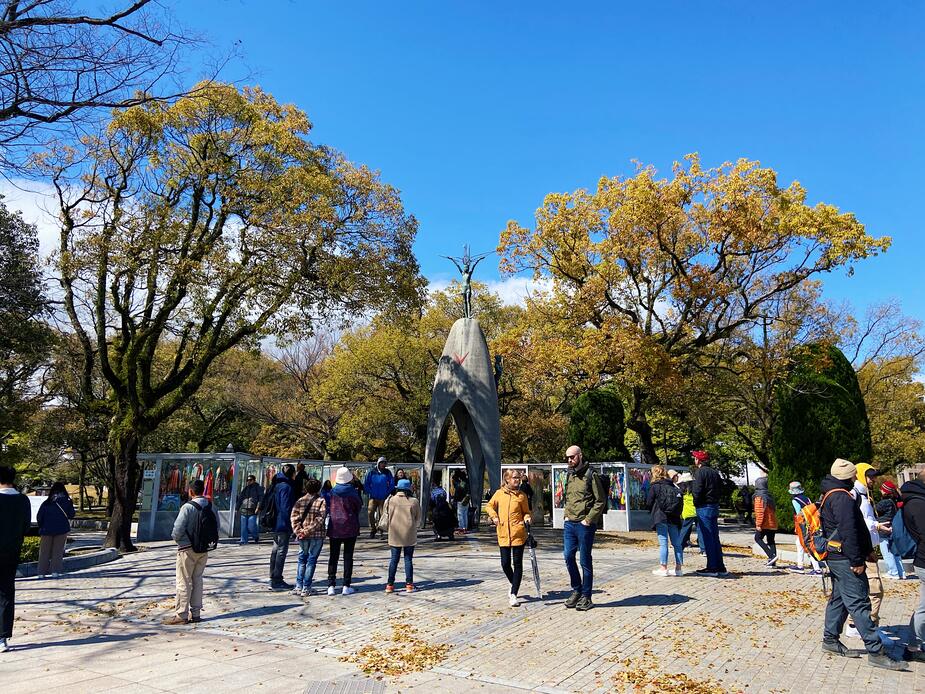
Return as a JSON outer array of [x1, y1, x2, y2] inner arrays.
[[16, 547, 119, 578]]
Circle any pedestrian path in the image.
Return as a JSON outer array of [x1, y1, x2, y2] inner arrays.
[[4, 528, 924, 692]]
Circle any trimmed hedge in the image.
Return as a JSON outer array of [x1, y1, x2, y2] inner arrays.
[[769, 343, 872, 531], [568, 388, 630, 462]]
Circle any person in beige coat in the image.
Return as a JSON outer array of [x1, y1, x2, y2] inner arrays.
[[380, 479, 420, 592]]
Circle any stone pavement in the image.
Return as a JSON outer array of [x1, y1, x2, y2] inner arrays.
[[4, 527, 925, 693]]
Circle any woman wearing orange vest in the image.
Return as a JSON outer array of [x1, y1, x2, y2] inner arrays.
[[487, 469, 532, 607], [753, 476, 779, 566]]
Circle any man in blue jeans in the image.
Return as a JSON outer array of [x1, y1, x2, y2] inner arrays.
[[562, 445, 606, 611], [691, 450, 727, 577]]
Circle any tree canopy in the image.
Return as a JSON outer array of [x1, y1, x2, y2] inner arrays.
[[499, 155, 890, 463], [47, 82, 424, 549]]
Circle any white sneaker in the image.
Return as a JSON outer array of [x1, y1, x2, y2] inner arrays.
[[300, 587, 310, 597], [327, 586, 336, 596], [0, 638, 8, 653], [652, 568, 672, 577], [342, 586, 355, 596], [509, 593, 520, 607], [50, 572, 61, 578], [765, 555, 778, 567], [290, 586, 302, 596], [844, 624, 861, 639], [674, 567, 683, 576]]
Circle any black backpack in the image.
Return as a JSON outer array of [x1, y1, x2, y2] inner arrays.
[[186, 501, 219, 552], [658, 483, 683, 517], [259, 482, 279, 531]]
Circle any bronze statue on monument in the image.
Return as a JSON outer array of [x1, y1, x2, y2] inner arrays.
[[442, 245, 491, 319]]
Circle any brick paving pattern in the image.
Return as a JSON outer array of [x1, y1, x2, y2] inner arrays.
[[3, 528, 924, 692]]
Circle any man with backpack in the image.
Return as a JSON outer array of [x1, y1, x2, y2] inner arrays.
[[266, 464, 298, 591], [692, 450, 728, 577], [164, 479, 219, 625], [562, 445, 606, 611], [819, 459, 907, 670], [899, 470, 925, 663]]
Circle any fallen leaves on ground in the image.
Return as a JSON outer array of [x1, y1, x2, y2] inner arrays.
[[611, 655, 732, 693], [341, 620, 450, 678]]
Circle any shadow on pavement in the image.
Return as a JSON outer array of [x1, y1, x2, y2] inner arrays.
[[13, 631, 157, 651], [607, 593, 693, 607], [217, 603, 298, 620]]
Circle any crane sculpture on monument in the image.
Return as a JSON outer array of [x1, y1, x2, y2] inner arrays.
[[422, 247, 502, 528]]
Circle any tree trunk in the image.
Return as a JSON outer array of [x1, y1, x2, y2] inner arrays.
[[626, 389, 659, 464], [105, 452, 115, 517], [104, 433, 141, 551], [78, 456, 88, 511]]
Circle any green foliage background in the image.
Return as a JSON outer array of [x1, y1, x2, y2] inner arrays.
[[568, 388, 631, 462], [769, 343, 872, 530]]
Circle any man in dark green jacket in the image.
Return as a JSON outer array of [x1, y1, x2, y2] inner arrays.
[[562, 445, 606, 611], [0, 465, 32, 652]]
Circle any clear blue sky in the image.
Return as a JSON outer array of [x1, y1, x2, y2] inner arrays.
[[175, 2, 925, 321]]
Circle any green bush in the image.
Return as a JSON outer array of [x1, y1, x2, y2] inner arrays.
[[769, 343, 872, 531], [568, 388, 630, 462], [19, 536, 40, 564]]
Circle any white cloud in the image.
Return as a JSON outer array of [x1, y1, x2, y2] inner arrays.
[[427, 275, 551, 307], [0, 179, 59, 258]]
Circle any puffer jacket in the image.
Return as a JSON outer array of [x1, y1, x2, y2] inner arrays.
[[753, 497, 778, 530], [37, 492, 75, 536], [365, 468, 394, 501], [328, 483, 361, 539], [487, 487, 531, 547], [381, 491, 420, 547]]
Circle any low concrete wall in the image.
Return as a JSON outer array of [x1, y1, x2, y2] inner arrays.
[[16, 547, 119, 578]]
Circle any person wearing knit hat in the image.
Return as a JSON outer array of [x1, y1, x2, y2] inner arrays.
[[326, 467, 362, 596], [875, 479, 905, 579], [786, 481, 822, 575], [818, 459, 907, 670]]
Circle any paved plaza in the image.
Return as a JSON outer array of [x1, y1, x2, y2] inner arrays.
[[3, 528, 925, 693]]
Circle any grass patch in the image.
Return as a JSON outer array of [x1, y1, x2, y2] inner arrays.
[[19, 536, 40, 563]]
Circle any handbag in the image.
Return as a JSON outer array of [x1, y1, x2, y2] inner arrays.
[[378, 499, 391, 533]]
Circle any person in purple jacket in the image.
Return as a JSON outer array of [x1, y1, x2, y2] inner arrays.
[[327, 467, 362, 595]]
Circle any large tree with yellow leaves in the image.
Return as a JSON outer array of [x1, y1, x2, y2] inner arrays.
[[499, 155, 889, 463]]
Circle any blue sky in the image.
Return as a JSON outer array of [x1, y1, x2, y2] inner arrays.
[[13, 2, 924, 321]]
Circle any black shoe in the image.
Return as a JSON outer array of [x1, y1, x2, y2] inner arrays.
[[369, 530, 377, 539], [903, 648, 925, 663], [695, 568, 719, 577], [822, 640, 862, 658], [575, 596, 593, 611], [270, 581, 293, 591], [868, 652, 909, 671], [564, 590, 581, 608]]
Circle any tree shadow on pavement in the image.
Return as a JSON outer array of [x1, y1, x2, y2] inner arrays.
[[13, 631, 157, 651], [413, 578, 483, 591]]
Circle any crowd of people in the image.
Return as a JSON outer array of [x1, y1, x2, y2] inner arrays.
[[2, 447, 925, 674]]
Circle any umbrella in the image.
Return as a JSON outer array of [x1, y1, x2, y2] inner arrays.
[[525, 521, 542, 600]]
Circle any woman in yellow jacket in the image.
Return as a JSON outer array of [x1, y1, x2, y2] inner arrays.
[[487, 469, 532, 607]]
